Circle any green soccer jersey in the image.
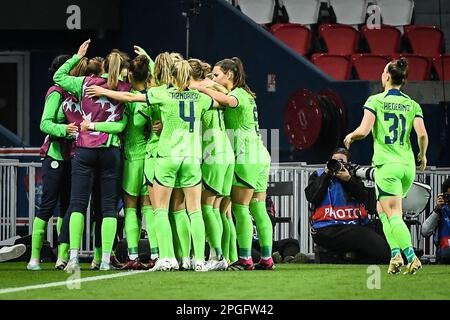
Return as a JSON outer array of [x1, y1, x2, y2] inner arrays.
[[363, 89, 423, 166], [224, 87, 263, 155], [146, 86, 213, 158], [201, 107, 233, 157], [122, 89, 148, 161]]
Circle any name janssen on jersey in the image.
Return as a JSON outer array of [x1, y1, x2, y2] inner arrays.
[[383, 102, 410, 112], [170, 92, 200, 100]]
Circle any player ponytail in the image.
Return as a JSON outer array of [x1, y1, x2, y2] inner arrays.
[[129, 55, 150, 83], [152, 52, 174, 87], [172, 60, 192, 93], [216, 57, 256, 98], [104, 50, 129, 90], [69, 57, 88, 77], [86, 57, 104, 77], [388, 58, 408, 86], [188, 58, 211, 81]]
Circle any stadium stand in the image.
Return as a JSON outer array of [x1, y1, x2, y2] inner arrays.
[[376, 0, 415, 31], [319, 24, 359, 55], [282, 0, 321, 26], [329, 0, 368, 27], [361, 25, 402, 55], [351, 54, 391, 80], [404, 25, 444, 57], [311, 53, 352, 80], [270, 23, 311, 56], [392, 54, 432, 81], [432, 54, 450, 81], [235, 0, 274, 24]]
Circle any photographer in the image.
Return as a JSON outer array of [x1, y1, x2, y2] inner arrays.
[[421, 178, 450, 264], [305, 148, 390, 264]]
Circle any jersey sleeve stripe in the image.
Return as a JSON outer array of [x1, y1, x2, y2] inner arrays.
[[145, 92, 151, 106], [415, 114, 424, 119], [208, 98, 214, 110], [228, 93, 239, 107], [362, 106, 377, 116]]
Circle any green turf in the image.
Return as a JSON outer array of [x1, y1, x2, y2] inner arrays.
[[0, 262, 449, 300]]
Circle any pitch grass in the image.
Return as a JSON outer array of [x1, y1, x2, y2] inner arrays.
[[0, 263, 449, 300]]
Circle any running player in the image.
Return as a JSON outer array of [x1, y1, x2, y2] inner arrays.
[[344, 58, 428, 275], [191, 57, 274, 270]]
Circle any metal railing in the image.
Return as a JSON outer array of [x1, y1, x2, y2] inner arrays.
[[1, 160, 449, 259]]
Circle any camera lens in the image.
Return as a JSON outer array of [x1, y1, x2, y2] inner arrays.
[[326, 159, 342, 173]]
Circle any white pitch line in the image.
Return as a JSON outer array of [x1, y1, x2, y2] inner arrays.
[[0, 270, 147, 295]]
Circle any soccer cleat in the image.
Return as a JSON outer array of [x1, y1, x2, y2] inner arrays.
[[121, 257, 147, 270], [254, 257, 275, 270], [388, 252, 404, 275], [146, 258, 158, 270], [0, 244, 26, 262], [207, 256, 228, 271], [99, 261, 111, 271], [90, 260, 100, 270], [169, 258, 179, 271], [194, 260, 208, 272], [148, 258, 171, 272], [110, 256, 124, 270], [27, 261, 42, 271], [55, 258, 68, 270], [64, 258, 80, 273], [227, 258, 255, 271], [403, 256, 422, 275], [179, 258, 191, 271]]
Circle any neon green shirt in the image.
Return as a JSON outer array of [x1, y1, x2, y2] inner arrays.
[[364, 89, 423, 166], [201, 107, 233, 157]]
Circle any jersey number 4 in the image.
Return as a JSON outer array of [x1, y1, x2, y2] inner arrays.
[[384, 113, 406, 145], [179, 101, 195, 133]]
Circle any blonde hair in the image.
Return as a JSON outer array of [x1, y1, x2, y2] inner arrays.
[[69, 57, 88, 77], [170, 52, 184, 63], [152, 52, 174, 87], [104, 50, 129, 90], [188, 58, 211, 81], [171, 60, 192, 93]]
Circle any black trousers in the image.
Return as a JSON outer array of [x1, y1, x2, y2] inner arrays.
[[312, 224, 391, 264], [37, 157, 71, 222], [69, 147, 121, 218]]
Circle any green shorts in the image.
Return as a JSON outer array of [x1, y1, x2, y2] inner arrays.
[[154, 156, 202, 189], [144, 155, 156, 186], [374, 163, 415, 199], [233, 147, 271, 193], [122, 159, 148, 197], [202, 153, 235, 197]]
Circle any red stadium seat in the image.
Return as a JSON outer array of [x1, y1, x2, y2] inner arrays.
[[391, 54, 431, 81], [404, 25, 444, 57], [432, 54, 450, 81], [270, 23, 311, 56], [361, 25, 401, 55], [311, 54, 352, 80], [319, 24, 359, 55], [351, 54, 391, 80]]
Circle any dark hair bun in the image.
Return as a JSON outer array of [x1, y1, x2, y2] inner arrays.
[[396, 58, 408, 70], [48, 54, 71, 76]]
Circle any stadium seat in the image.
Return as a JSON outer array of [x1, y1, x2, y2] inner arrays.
[[319, 24, 359, 55], [270, 23, 311, 56], [404, 25, 444, 57], [351, 54, 391, 80], [329, 0, 368, 26], [432, 54, 450, 81], [282, 0, 321, 25], [391, 54, 431, 81], [361, 25, 401, 55], [311, 54, 352, 80], [376, 0, 414, 27], [235, 0, 274, 24]]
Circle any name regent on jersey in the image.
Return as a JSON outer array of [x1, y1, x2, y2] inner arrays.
[[170, 92, 200, 100], [383, 102, 410, 112]]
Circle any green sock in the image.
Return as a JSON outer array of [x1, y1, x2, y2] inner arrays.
[[172, 210, 191, 259], [250, 200, 273, 259], [94, 247, 102, 264], [378, 212, 401, 257], [56, 217, 63, 236], [188, 210, 206, 261], [202, 205, 222, 256], [154, 208, 175, 259], [228, 216, 238, 263], [101, 217, 117, 256], [213, 207, 223, 248], [169, 212, 182, 259], [221, 212, 230, 261], [142, 205, 159, 255], [69, 212, 85, 250], [124, 208, 139, 256], [389, 215, 415, 263], [58, 243, 69, 261], [232, 203, 253, 259], [31, 217, 47, 260]]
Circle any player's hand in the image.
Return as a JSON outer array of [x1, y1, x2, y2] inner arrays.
[[133, 45, 148, 57], [85, 85, 105, 98], [188, 82, 201, 91], [152, 120, 163, 135], [343, 133, 354, 149], [335, 167, 351, 182], [80, 119, 91, 132], [418, 153, 427, 171], [77, 39, 91, 58], [436, 193, 445, 210], [66, 122, 78, 136]]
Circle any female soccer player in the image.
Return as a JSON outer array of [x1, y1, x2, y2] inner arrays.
[[27, 55, 86, 271], [344, 58, 428, 275], [54, 40, 131, 272], [192, 58, 274, 270], [86, 60, 219, 271]]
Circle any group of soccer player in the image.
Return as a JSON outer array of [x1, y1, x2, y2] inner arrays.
[[27, 39, 275, 273]]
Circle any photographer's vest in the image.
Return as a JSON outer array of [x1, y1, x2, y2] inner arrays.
[[434, 206, 450, 250], [40, 86, 74, 160], [73, 76, 130, 148], [311, 169, 369, 229]]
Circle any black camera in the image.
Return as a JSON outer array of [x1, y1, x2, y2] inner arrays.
[[326, 159, 359, 175], [444, 192, 450, 204]]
